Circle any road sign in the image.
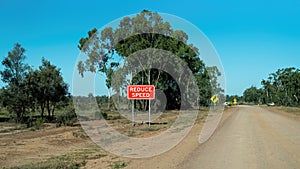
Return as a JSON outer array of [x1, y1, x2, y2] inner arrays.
[[210, 95, 219, 103], [233, 98, 237, 105], [127, 85, 155, 100]]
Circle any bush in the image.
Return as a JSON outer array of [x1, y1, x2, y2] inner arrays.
[[113, 161, 127, 169], [34, 118, 45, 130], [94, 111, 107, 120], [56, 108, 77, 127], [72, 128, 88, 139], [9, 158, 85, 169]]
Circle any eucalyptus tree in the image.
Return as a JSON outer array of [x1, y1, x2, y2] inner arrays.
[[26, 58, 69, 118], [0, 43, 31, 122], [260, 67, 300, 106], [77, 10, 221, 109]]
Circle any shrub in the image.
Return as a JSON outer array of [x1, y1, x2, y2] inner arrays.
[[94, 111, 108, 120], [113, 161, 127, 169], [56, 108, 77, 127], [34, 118, 45, 130]]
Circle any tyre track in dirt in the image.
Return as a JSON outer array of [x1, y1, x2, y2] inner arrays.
[[178, 105, 300, 169]]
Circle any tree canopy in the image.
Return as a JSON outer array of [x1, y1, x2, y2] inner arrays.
[[26, 58, 69, 118], [261, 67, 300, 106], [0, 43, 30, 122], [0, 43, 69, 122], [242, 67, 300, 106], [77, 10, 222, 109], [243, 86, 263, 103]]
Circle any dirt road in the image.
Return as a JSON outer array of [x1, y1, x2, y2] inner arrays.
[[179, 105, 300, 169], [1, 106, 300, 168]]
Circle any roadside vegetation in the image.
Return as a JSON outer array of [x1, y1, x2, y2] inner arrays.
[[226, 68, 299, 107], [0, 11, 224, 128], [9, 10, 299, 168], [0, 43, 76, 128], [0, 11, 221, 169]]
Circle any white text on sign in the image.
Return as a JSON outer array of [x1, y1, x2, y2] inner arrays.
[[127, 85, 155, 100]]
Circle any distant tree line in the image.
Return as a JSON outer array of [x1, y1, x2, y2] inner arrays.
[[0, 43, 70, 123], [225, 95, 243, 104], [242, 67, 300, 106]]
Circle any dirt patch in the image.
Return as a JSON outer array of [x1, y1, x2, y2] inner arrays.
[[177, 105, 300, 169], [0, 126, 93, 168], [122, 106, 239, 169], [0, 107, 237, 169]]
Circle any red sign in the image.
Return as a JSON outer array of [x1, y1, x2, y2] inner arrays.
[[127, 85, 155, 100]]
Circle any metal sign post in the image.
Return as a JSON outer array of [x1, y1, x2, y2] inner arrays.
[[132, 100, 134, 126], [233, 98, 237, 106], [148, 100, 151, 127], [210, 95, 219, 110], [127, 85, 155, 127]]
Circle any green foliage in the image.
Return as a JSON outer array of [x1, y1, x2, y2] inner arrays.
[[56, 107, 77, 127], [9, 157, 85, 169], [26, 57, 69, 118], [243, 86, 263, 103], [140, 125, 162, 131], [112, 161, 127, 169], [96, 95, 109, 103], [72, 128, 88, 139], [94, 111, 108, 120], [0, 44, 69, 123], [242, 67, 300, 106], [33, 118, 45, 130], [0, 43, 31, 122], [226, 95, 243, 103], [261, 67, 300, 106], [106, 114, 123, 120], [127, 129, 136, 137], [77, 10, 222, 108]]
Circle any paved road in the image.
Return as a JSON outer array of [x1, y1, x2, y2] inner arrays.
[[179, 106, 300, 169]]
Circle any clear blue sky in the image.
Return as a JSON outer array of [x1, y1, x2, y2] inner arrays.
[[0, 0, 299, 96]]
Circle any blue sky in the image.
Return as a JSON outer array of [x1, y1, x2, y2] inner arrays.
[[0, 0, 299, 96]]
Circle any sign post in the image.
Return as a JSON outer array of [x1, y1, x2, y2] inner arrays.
[[148, 97, 151, 127], [210, 95, 219, 104], [233, 98, 237, 106], [127, 85, 155, 127], [132, 100, 134, 126], [210, 95, 219, 110]]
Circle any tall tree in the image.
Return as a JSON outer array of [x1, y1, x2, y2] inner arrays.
[[243, 86, 262, 103], [77, 10, 222, 109], [260, 67, 300, 106], [26, 58, 69, 118], [0, 43, 30, 122]]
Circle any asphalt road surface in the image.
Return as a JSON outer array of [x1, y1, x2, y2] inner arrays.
[[179, 105, 300, 169]]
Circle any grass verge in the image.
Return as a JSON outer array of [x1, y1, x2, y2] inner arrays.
[[273, 106, 300, 115]]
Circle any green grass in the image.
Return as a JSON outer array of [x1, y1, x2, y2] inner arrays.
[[277, 106, 300, 115], [9, 158, 85, 169], [140, 125, 166, 132], [196, 111, 208, 124], [0, 108, 10, 118], [8, 146, 107, 169], [72, 128, 89, 139], [112, 161, 127, 169], [0, 113, 10, 118], [119, 109, 209, 137]]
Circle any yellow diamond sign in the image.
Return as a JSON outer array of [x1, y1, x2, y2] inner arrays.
[[234, 98, 237, 105], [210, 95, 219, 103]]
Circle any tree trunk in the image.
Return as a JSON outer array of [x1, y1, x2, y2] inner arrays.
[[46, 101, 51, 117], [51, 103, 56, 117], [107, 88, 111, 110], [40, 103, 45, 118]]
